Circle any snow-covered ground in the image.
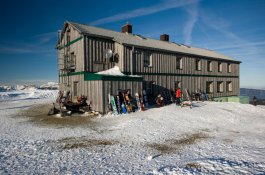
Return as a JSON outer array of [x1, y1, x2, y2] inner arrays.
[[0, 90, 265, 174]]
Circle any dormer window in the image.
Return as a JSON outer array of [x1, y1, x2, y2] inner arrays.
[[66, 29, 70, 43]]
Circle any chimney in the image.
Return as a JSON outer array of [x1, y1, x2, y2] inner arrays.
[[160, 34, 169, 42], [122, 22, 132, 34]]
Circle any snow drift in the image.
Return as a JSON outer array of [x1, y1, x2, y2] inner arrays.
[[0, 89, 58, 102]]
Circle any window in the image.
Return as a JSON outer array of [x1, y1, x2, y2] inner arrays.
[[175, 81, 182, 89], [227, 63, 232, 73], [144, 52, 152, 67], [73, 82, 78, 96], [217, 81, 224, 93], [195, 59, 201, 71], [207, 61, 212, 72], [66, 30, 70, 43], [206, 81, 213, 93], [226, 81, 232, 92], [176, 57, 183, 69], [69, 52, 76, 68], [218, 62, 222, 72]]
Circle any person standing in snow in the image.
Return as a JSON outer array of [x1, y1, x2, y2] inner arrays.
[[253, 96, 257, 106], [175, 88, 181, 105]]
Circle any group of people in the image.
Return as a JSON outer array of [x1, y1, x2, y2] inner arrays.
[[155, 87, 183, 107]]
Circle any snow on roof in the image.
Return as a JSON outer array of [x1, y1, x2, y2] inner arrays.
[[96, 66, 125, 76], [96, 66, 142, 78]]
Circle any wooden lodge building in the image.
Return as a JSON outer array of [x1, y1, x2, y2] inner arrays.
[[57, 21, 241, 113]]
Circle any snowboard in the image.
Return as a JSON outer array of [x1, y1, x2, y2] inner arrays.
[[139, 94, 145, 111], [115, 95, 122, 114], [124, 93, 133, 112], [110, 95, 118, 115], [142, 90, 149, 108], [135, 93, 141, 111], [121, 103, 127, 114]]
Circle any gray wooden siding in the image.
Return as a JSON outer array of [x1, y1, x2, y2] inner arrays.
[[123, 46, 240, 76], [121, 46, 240, 97], [58, 25, 84, 73], [84, 36, 115, 72], [59, 74, 104, 112], [142, 75, 239, 98]]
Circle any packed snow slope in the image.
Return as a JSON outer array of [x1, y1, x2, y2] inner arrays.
[[0, 89, 58, 102], [0, 90, 265, 174]]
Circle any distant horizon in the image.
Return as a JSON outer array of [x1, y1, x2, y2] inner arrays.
[[1, 80, 265, 91], [0, 80, 58, 87]]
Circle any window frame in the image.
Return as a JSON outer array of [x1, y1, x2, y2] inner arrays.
[[218, 62, 222, 72], [144, 52, 152, 67], [176, 57, 183, 70], [206, 81, 213, 94], [70, 52, 76, 68], [207, 60, 213, 72], [217, 81, 224, 93], [195, 59, 202, 71], [66, 29, 71, 43], [227, 63, 232, 73], [226, 81, 232, 92]]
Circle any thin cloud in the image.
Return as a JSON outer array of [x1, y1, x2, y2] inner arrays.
[[90, 0, 199, 25], [0, 44, 55, 54], [211, 40, 265, 50], [0, 31, 57, 54], [199, 9, 261, 58], [33, 32, 57, 44], [183, 3, 198, 45]]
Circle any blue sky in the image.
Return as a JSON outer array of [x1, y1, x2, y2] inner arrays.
[[0, 0, 265, 88]]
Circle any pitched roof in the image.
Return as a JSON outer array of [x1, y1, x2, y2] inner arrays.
[[67, 21, 240, 63]]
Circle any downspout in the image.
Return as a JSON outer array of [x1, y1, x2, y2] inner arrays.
[[131, 46, 134, 75]]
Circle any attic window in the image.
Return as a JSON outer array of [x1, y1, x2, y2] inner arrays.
[[67, 29, 70, 43]]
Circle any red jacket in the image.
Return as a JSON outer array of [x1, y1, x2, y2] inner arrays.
[[176, 89, 181, 98]]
